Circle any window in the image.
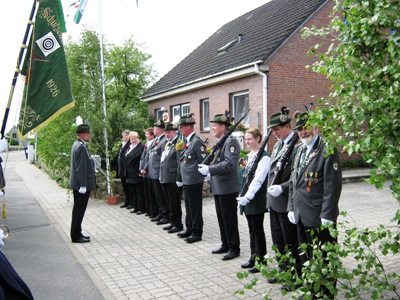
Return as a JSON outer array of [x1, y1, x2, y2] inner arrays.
[[200, 99, 210, 131], [154, 108, 164, 121], [231, 92, 249, 125], [171, 103, 190, 124]]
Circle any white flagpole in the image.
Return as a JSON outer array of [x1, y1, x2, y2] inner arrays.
[[98, 0, 112, 195]]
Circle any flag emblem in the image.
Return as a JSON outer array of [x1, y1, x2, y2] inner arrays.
[[36, 32, 61, 57]]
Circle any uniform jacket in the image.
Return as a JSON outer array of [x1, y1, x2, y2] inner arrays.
[[69, 139, 96, 191], [209, 136, 240, 195], [286, 136, 342, 228], [239, 150, 270, 215], [267, 132, 299, 213], [160, 137, 180, 184], [178, 134, 208, 185], [123, 142, 144, 184], [117, 141, 130, 178], [148, 134, 167, 180], [139, 139, 155, 177]]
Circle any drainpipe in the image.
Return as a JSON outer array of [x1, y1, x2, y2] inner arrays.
[[254, 64, 268, 138]]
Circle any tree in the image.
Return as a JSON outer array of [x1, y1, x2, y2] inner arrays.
[[37, 28, 155, 187], [304, 0, 400, 204]]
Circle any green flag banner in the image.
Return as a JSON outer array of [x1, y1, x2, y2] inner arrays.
[[19, 0, 74, 136]]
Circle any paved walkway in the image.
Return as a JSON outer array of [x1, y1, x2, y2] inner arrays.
[[2, 150, 399, 299]]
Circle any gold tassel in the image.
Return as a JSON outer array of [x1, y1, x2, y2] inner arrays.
[[175, 139, 184, 151], [2, 202, 6, 219]]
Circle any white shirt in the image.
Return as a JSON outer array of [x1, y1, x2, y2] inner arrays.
[[244, 151, 271, 200]]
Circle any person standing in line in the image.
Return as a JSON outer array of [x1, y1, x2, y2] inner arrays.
[[237, 127, 270, 272], [148, 120, 170, 225], [123, 132, 145, 214], [140, 128, 156, 217], [160, 123, 184, 233], [269, 111, 342, 298], [198, 113, 241, 260], [118, 130, 131, 209], [70, 124, 95, 243], [266, 109, 301, 283], [177, 114, 208, 243]]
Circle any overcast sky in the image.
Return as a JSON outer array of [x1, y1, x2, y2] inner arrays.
[[0, 0, 269, 132]]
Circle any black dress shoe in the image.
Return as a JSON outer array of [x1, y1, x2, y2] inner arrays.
[[156, 218, 169, 225], [136, 211, 145, 215], [267, 277, 278, 284], [281, 283, 302, 292], [168, 226, 183, 233], [185, 236, 202, 243], [248, 267, 260, 273], [211, 246, 229, 254], [72, 237, 90, 243], [81, 234, 90, 240], [126, 205, 135, 209], [163, 225, 173, 230], [120, 203, 129, 208], [151, 215, 162, 222], [145, 213, 150, 216], [241, 260, 255, 269], [222, 251, 240, 261], [177, 231, 191, 238]]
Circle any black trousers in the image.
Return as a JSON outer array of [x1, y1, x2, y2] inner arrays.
[[269, 208, 300, 271], [70, 190, 89, 240], [245, 213, 266, 260], [152, 179, 169, 219], [162, 182, 183, 228], [121, 177, 130, 205], [183, 183, 203, 237], [147, 179, 159, 217], [128, 182, 145, 212], [214, 193, 240, 253], [142, 177, 152, 215], [297, 218, 337, 297]]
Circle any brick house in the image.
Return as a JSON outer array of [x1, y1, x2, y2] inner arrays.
[[142, 0, 334, 150]]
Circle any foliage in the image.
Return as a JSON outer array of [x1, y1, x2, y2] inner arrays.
[[9, 139, 19, 146], [303, 0, 400, 203], [36, 28, 155, 187]]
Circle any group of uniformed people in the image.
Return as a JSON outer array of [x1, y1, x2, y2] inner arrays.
[[111, 107, 341, 299]]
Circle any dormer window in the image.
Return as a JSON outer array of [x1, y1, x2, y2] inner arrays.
[[217, 34, 243, 55]]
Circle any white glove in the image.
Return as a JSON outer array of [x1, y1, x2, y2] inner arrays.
[[0, 229, 5, 247], [197, 164, 210, 176], [78, 187, 87, 194], [204, 173, 210, 181], [0, 191, 3, 197], [288, 211, 297, 224], [321, 218, 334, 226], [176, 181, 183, 187], [236, 196, 250, 207], [268, 185, 283, 197]]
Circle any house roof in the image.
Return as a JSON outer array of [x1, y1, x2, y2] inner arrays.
[[143, 0, 328, 99]]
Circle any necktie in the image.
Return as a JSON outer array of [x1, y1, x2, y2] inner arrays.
[[274, 141, 284, 158], [299, 146, 308, 170]]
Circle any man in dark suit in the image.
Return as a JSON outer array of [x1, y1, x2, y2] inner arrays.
[[266, 109, 300, 282], [118, 130, 131, 208], [140, 128, 156, 217], [123, 132, 145, 214], [269, 111, 342, 297], [198, 113, 241, 260], [148, 120, 169, 224], [69, 124, 96, 243], [160, 123, 183, 233], [177, 114, 208, 243]]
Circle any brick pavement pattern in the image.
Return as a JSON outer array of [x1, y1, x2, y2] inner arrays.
[[12, 155, 399, 300]]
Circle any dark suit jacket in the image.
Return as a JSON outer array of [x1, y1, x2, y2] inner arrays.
[[209, 136, 240, 195], [117, 141, 130, 178], [287, 136, 342, 228], [160, 137, 179, 184], [0, 251, 34, 299], [267, 132, 299, 213], [148, 135, 167, 180], [123, 142, 144, 184], [69, 139, 96, 191]]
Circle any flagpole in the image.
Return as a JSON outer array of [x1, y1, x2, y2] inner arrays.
[[98, 0, 112, 195], [0, 0, 37, 139]]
